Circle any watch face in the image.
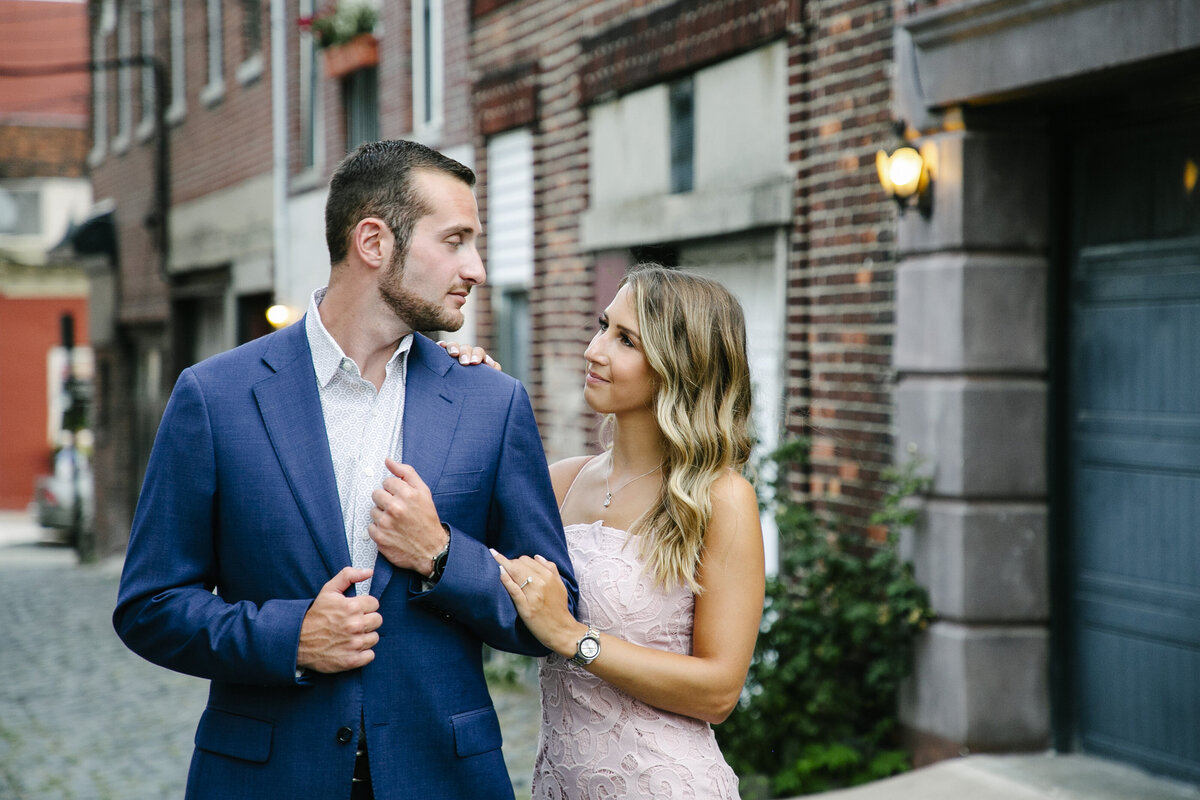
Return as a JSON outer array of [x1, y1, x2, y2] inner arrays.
[[579, 637, 600, 659]]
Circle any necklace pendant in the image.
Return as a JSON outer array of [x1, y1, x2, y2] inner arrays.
[[603, 492, 612, 508]]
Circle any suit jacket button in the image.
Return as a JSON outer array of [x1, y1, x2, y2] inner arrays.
[[336, 726, 354, 744]]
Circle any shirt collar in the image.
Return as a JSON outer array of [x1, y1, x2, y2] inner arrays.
[[305, 286, 413, 387]]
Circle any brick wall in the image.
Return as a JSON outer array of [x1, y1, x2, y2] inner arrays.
[[473, 0, 899, 529], [473, 0, 599, 460], [0, 127, 89, 179], [790, 0, 896, 530], [89, 0, 274, 320]]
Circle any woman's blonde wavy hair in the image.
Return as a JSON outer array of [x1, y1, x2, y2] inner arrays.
[[610, 265, 754, 594]]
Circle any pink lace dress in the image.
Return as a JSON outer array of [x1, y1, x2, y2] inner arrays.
[[531, 520, 741, 799]]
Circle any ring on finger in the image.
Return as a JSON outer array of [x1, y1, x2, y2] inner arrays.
[[520, 576, 533, 589]]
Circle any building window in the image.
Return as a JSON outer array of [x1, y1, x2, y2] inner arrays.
[[241, 0, 262, 55], [0, 187, 42, 236], [236, 292, 274, 343], [493, 287, 531, 385], [113, 0, 133, 153], [669, 77, 695, 194], [412, 0, 444, 139], [137, 0, 155, 140], [299, 0, 320, 171], [237, 0, 263, 84], [89, 1, 115, 165], [345, 68, 379, 151], [166, 0, 186, 123], [485, 129, 534, 385], [201, 0, 225, 105]]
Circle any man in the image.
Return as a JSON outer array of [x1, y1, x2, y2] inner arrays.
[[114, 140, 577, 800]]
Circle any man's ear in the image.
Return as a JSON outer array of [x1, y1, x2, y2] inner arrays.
[[351, 217, 392, 270]]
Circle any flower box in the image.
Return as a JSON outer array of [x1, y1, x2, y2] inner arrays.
[[323, 33, 379, 79]]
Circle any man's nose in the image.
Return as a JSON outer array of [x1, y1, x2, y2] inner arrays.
[[462, 246, 486, 285]]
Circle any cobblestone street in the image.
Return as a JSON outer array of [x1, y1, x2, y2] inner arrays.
[[0, 512, 540, 800]]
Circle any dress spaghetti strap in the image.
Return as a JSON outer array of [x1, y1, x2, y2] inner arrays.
[[558, 455, 600, 513]]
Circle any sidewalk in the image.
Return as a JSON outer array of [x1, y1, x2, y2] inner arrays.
[[818, 752, 1200, 800]]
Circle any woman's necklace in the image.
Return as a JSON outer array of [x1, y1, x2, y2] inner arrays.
[[603, 458, 663, 508]]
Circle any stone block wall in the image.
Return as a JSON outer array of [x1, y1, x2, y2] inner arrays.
[[892, 123, 1053, 760]]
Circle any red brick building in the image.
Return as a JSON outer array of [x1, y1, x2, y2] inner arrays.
[[0, 0, 93, 511], [470, 0, 899, 570], [85, 0, 476, 556]]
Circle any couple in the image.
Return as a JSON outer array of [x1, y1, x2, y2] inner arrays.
[[114, 139, 764, 800]]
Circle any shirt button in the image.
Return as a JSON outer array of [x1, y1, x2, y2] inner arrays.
[[361, 466, 373, 477], [336, 726, 354, 744]]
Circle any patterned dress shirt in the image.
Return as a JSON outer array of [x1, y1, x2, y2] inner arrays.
[[305, 287, 413, 596]]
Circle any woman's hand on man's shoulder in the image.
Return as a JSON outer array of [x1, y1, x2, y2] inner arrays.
[[436, 340, 502, 370]]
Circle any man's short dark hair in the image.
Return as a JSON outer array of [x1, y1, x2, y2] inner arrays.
[[325, 140, 476, 266]]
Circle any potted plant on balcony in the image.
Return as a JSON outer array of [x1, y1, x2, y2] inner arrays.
[[299, 1, 379, 80]]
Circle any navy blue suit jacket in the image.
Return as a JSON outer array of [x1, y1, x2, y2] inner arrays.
[[114, 320, 577, 800]]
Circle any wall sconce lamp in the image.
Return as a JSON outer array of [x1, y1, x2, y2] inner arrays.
[[876, 140, 934, 216], [266, 304, 296, 330]]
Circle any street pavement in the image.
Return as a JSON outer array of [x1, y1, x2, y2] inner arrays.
[[0, 510, 539, 800]]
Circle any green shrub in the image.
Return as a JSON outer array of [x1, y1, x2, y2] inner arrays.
[[716, 439, 934, 797]]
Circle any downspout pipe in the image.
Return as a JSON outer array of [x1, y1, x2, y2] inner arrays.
[[271, 0, 289, 307]]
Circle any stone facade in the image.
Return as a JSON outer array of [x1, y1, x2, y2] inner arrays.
[[891, 0, 1200, 779]]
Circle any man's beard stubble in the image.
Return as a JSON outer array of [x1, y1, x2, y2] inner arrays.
[[378, 250, 464, 334]]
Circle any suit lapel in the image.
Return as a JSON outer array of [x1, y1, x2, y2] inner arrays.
[[254, 321, 349, 577], [370, 335, 462, 600]]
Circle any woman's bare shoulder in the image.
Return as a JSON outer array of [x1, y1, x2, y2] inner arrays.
[[709, 470, 758, 512], [549, 455, 597, 504]]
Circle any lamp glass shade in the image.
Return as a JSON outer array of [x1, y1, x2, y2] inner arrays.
[[887, 147, 925, 198], [266, 304, 292, 329]]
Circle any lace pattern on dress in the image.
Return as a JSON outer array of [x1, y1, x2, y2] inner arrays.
[[531, 521, 740, 800]]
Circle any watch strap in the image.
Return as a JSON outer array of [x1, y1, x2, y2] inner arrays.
[[570, 626, 601, 667], [429, 525, 451, 581]]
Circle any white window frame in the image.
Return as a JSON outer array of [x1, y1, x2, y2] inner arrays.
[[136, 0, 156, 141], [166, 0, 186, 124], [297, 0, 322, 180], [201, 0, 225, 106], [485, 129, 535, 385], [113, 0, 133, 154], [411, 0, 444, 141]]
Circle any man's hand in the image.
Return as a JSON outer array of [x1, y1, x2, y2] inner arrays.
[[368, 458, 449, 577], [297, 567, 382, 673]]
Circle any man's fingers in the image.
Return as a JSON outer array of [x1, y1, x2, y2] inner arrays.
[[326, 566, 373, 594], [383, 458, 429, 491]]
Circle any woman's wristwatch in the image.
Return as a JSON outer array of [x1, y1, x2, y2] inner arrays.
[[570, 627, 601, 666]]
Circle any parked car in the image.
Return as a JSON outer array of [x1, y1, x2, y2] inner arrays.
[[34, 446, 93, 537]]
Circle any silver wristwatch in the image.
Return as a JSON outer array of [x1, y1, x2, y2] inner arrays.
[[570, 627, 601, 666]]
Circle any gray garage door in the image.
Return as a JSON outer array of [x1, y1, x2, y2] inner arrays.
[[1068, 119, 1200, 783]]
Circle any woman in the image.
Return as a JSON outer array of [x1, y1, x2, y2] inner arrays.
[[453, 265, 764, 799]]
